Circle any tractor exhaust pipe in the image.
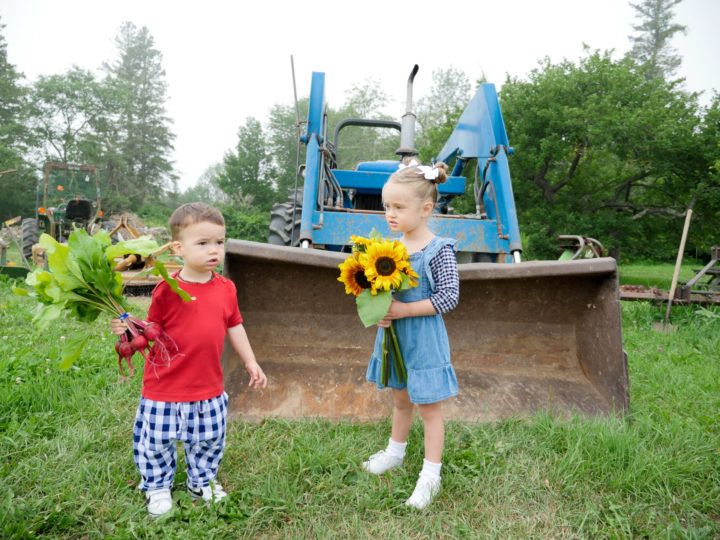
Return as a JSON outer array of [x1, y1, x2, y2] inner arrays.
[[397, 64, 419, 158]]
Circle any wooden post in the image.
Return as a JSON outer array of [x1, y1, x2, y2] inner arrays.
[[665, 209, 693, 325]]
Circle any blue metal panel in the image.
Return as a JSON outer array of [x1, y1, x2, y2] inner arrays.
[[356, 160, 400, 173], [309, 210, 508, 253], [300, 72, 325, 242], [436, 84, 497, 162], [332, 169, 466, 195], [433, 82, 522, 255], [482, 84, 509, 147]]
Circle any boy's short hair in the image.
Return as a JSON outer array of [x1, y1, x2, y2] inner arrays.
[[169, 202, 225, 240]]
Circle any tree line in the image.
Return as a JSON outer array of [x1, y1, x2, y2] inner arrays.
[[1, 0, 718, 261]]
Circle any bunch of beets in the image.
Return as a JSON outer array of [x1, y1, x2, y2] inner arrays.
[[115, 315, 181, 379]]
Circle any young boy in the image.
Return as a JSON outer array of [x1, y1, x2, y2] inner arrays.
[[111, 202, 267, 516]]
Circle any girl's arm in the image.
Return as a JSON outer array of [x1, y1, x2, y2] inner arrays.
[[377, 245, 459, 328], [227, 324, 267, 389], [378, 298, 436, 327]]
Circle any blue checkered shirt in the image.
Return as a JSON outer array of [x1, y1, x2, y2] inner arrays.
[[429, 244, 459, 314]]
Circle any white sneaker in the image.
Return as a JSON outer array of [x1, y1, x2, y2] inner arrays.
[[405, 472, 441, 510], [146, 488, 173, 516], [187, 480, 227, 502], [361, 450, 403, 474]]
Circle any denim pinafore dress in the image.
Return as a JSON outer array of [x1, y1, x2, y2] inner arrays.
[[365, 236, 458, 404]]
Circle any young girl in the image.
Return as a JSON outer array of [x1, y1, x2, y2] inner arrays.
[[363, 158, 459, 510]]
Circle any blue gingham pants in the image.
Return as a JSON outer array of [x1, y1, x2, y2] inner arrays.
[[133, 392, 227, 492]]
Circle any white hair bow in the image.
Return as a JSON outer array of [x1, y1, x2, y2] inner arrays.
[[416, 165, 440, 181], [397, 159, 420, 170], [397, 159, 439, 180]]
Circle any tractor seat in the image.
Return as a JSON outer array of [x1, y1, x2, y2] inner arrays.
[[66, 199, 93, 220]]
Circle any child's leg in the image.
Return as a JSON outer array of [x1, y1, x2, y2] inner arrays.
[[417, 401, 444, 463], [183, 394, 227, 491], [363, 389, 413, 474], [133, 399, 178, 491], [405, 401, 444, 509], [391, 388, 413, 444]]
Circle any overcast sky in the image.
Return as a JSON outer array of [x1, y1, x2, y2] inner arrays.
[[2, 0, 719, 190]]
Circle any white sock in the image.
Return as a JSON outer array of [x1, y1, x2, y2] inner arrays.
[[386, 438, 407, 459], [421, 458, 442, 479]]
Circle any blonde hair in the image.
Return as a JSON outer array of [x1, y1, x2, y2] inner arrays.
[[169, 202, 225, 240], [384, 157, 449, 203]]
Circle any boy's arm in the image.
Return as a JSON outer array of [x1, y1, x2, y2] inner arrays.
[[227, 324, 267, 389]]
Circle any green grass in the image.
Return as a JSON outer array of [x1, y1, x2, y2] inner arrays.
[[0, 273, 718, 538], [618, 261, 701, 289]]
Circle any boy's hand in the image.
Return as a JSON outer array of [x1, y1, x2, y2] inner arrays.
[[245, 361, 267, 389], [110, 318, 126, 336]]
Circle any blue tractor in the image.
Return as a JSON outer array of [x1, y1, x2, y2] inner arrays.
[[268, 66, 522, 263], [222, 66, 628, 423]]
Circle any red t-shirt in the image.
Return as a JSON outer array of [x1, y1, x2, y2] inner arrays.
[[143, 272, 243, 402]]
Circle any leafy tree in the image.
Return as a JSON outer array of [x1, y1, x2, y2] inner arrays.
[[628, 0, 687, 80], [266, 99, 308, 201], [331, 79, 397, 170], [221, 206, 270, 243], [415, 68, 479, 215], [217, 117, 276, 211], [179, 164, 229, 206], [500, 48, 711, 260], [416, 67, 472, 133], [102, 22, 176, 206], [0, 16, 34, 223], [27, 67, 104, 163], [264, 80, 396, 204]]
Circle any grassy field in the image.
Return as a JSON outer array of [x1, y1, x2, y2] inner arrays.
[[1, 270, 719, 538], [617, 261, 702, 290]]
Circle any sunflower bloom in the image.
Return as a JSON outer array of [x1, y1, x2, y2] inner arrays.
[[403, 265, 419, 288], [362, 239, 411, 294], [337, 255, 372, 296], [350, 235, 373, 253]]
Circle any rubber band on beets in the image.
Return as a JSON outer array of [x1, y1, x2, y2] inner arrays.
[[118, 313, 129, 321]]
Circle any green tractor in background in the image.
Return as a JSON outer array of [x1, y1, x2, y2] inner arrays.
[[21, 162, 104, 263]]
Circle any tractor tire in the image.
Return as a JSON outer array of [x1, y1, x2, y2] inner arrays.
[[21, 218, 39, 261], [268, 202, 302, 246]]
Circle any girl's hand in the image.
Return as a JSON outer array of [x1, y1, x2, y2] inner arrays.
[[377, 299, 408, 328], [245, 361, 268, 389], [110, 318, 126, 336]]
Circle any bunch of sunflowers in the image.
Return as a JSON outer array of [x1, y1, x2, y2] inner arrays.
[[338, 232, 418, 385]]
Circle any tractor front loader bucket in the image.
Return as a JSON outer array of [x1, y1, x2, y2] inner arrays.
[[221, 240, 629, 422]]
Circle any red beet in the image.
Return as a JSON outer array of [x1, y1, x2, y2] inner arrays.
[[118, 341, 134, 359], [142, 323, 162, 342], [131, 334, 148, 351]]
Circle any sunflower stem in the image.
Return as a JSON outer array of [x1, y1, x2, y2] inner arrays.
[[381, 329, 389, 387], [388, 323, 407, 383]]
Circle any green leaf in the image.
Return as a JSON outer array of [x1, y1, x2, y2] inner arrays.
[[60, 334, 91, 370], [559, 249, 574, 261], [33, 304, 66, 329], [39, 234, 86, 292], [356, 289, 391, 328], [12, 286, 29, 296], [151, 261, 194, 302], [69, 229, 120, 298], [105, 235, 161, 262], [368, 228, 383, 242], [397, 271, 412, 291]]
